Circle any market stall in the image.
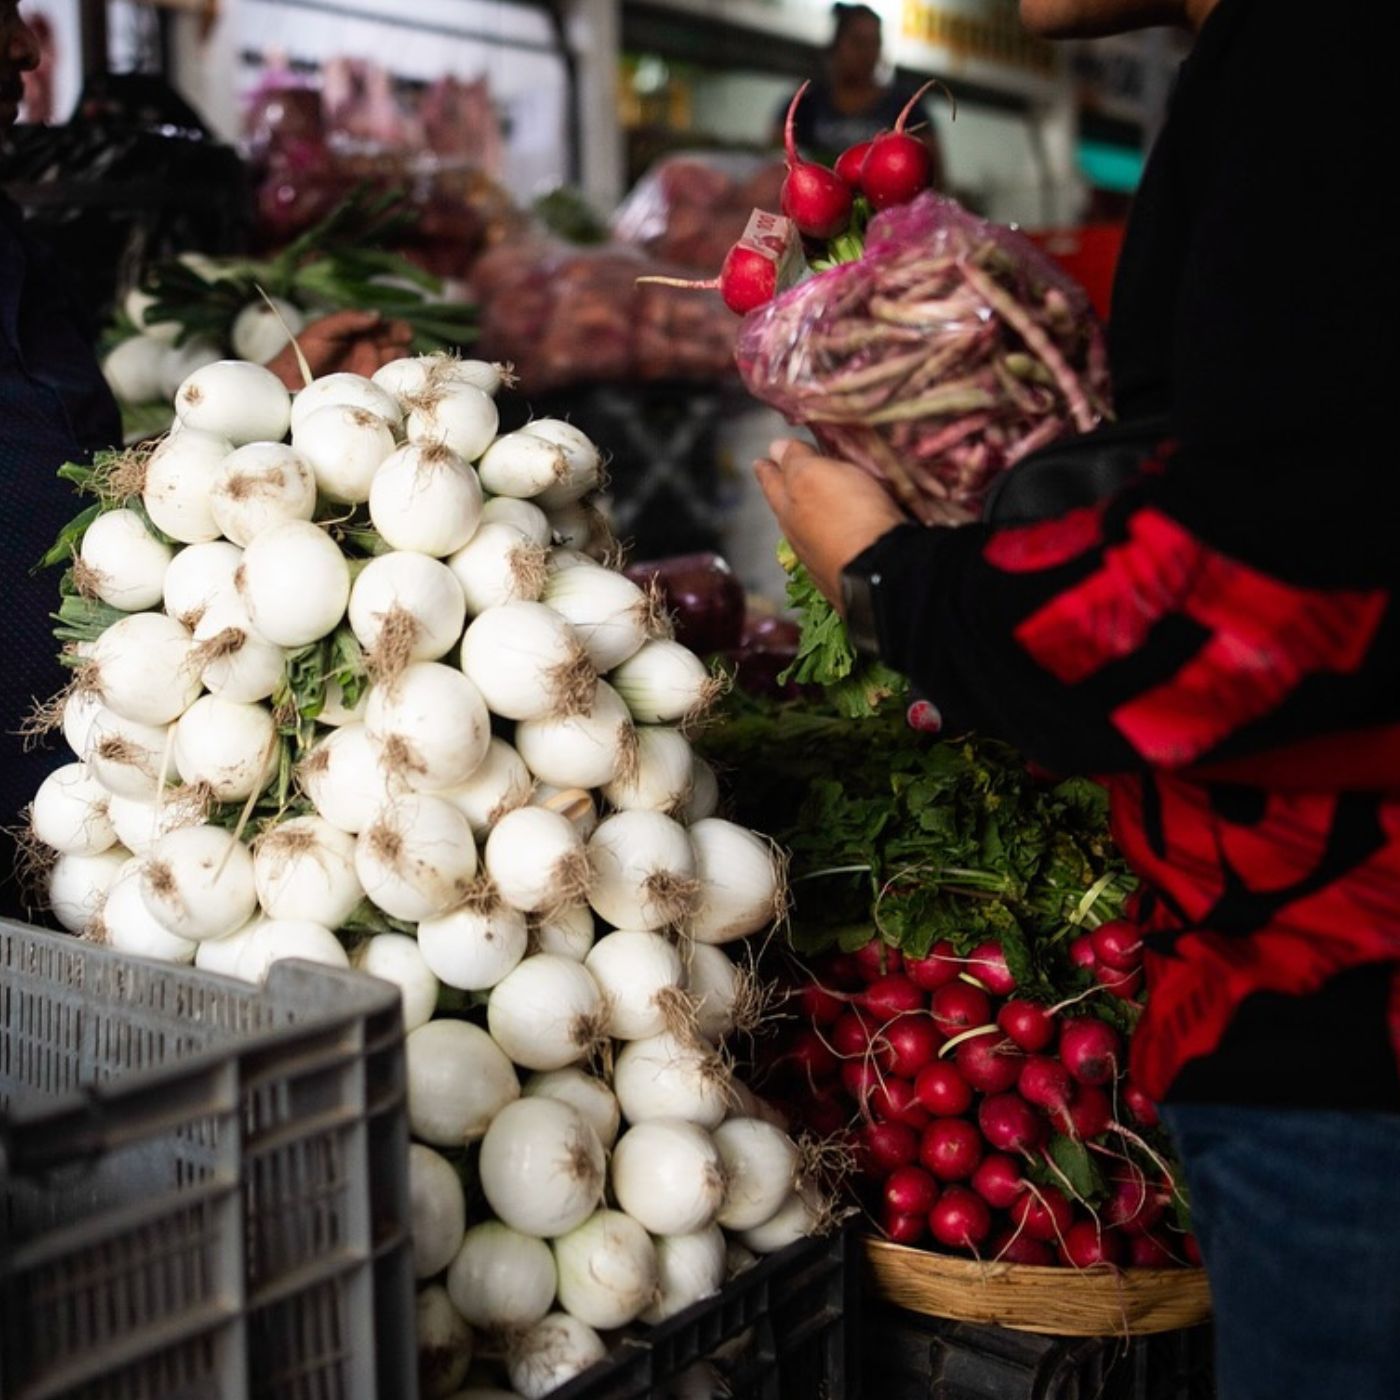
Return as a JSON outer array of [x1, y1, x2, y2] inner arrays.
[[0, 6, 1231, 1399]]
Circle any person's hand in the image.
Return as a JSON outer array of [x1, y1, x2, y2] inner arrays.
[[754, 438, 907, 609], [266, 309, 415, 388]]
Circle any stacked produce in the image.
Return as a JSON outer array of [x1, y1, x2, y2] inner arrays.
[[611, 153, 786, 273], [470, 239, 738, 393], [22, 355, 823, 1399], [702, 692, 1197, 1272], [103, 195, 478, 441]]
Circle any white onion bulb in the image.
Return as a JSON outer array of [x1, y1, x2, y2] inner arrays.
[[613, 1031, 732, 1130], [479, 1098, 605, 1239], [369, 443, 483, 557], [587, 810, 697, 932], [447, 1222, 556, 1332], [406, 1019, 519, 1147], [610, 1119, 726, 1236]]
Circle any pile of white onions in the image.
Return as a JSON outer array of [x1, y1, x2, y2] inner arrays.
[[24, 351, 814, 1400]]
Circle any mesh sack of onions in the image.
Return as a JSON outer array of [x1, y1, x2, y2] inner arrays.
[[736, 192, 1112, 526], [18, 350, 832, 1399]]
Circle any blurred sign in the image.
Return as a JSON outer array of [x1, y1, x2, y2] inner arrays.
[[899, 0, 1056, 75]]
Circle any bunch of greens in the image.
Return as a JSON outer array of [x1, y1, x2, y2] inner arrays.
[[775, 541, 906, 718], [699, 696, 1134, 1021], [117, 190, 477, 356]]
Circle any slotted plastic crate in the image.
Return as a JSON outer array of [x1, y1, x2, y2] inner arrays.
[[0, 919, 415, 1400], [550, 1225, 858, 1400]]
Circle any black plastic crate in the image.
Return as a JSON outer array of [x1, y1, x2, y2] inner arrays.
[[550, 1226, 858, 1400], [865, 1306, 1214, 1400]]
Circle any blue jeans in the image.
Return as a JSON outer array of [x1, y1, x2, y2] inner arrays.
[[1162, 1103, 1400, 1400]]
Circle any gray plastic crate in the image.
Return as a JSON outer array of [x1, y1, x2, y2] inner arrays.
[[0, 919, 415, 1400]]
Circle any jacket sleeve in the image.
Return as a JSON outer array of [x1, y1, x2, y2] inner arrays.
[[860, 464, 1396, 776]]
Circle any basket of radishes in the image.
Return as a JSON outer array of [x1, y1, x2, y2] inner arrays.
[[768, 936, 1209, 1333], [701, 703, 1210, 1338]]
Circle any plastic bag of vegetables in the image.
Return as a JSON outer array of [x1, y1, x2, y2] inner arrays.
[[736, 192, 1112, 526]]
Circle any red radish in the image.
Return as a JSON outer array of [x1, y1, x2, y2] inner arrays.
[[914, 1061, 973, 1117], [990, 1229, 1054, 1267], [919, 1118, 983, 1182], [859, 80, 948, 211], [799, 981, 845, 1025], [1059, 1221, 1126, 1269], [885, 1209, 927, 1246], [779, 83, 854, 238], [1091, 921, 1142, 971], [930, 982, 991, 1033], [929, 1186, 992, 1250], [884, 1164, 940, 1216], [906, 940, 960, 991], [841, 1058, 882, 1106], [1056, 1084, 1113, 1140], [954, 1034, 1022, 1094], [1129, 1233, 1177, 1268], [824, 953, 862, 987], [967, 941, 1016, 996], [978, 1093, 1046, 1154], [1183, 1235, 1203, 1266], [1018, 1056, 1074, 1114], [971, 1153, 1025, 1210], [1059, 1019, 1121, 1086], [1096, 963, 1144, 1000], [870, 1077, 931, 1129], [1069, 933, 1098, 970], [998, 1000, 1056, 1053], [853, 940, 902, 980], [1010, 1186, 1072, 1243], [880, 1015, 943, 1078], [860, 1119, 919, 1176], [862, 974, 925, 1021], [1105, 1176, 1166, 1235], [1122, 1080, 1160, 1129], [641, 242, 779, 315], [831, 1011, 872, 1058], [834, 139, 873, 191], [781, 1028, 838, 1083]]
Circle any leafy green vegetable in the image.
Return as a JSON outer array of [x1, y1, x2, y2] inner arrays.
[[776, 543, 906, 718], [698, 694, 1136, 1022], [115, 189, 478, 387], [532, 187, 609, 245], [1046, 1133, 1106, 1205]]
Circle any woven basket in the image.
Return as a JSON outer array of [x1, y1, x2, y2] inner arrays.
[[864, 1238, 1212, 1337]]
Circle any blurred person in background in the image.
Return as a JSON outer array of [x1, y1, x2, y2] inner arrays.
[[773, 2, 945, 185], [1, 0, 406, 918], [2, 0, 120, 920], [755, 2, 1399, 1398]]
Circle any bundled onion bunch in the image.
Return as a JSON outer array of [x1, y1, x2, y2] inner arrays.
[[22, 353, 825, 1399]]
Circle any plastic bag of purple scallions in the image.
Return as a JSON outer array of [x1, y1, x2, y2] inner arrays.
[[735, 193, 1112, 526]]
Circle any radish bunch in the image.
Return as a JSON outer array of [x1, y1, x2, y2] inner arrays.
[[760, 935, 1197, 1271], [23, 353, 820, 1399], [661, 80, 950, 318]]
